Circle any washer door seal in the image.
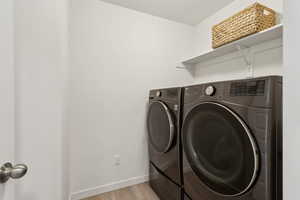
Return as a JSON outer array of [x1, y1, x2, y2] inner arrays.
[[147, 101, 175, 153], [182, 102, 259, 196]]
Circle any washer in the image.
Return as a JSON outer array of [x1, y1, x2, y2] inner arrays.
[[182, 76, 282, 200], [147, 87, 182, 200]]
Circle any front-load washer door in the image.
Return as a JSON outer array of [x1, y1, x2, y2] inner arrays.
[[182, 102, 259, 197], [147, 101, 175, 154]]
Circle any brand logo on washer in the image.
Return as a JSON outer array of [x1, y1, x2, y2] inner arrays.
[[205, 86, 215, 96]]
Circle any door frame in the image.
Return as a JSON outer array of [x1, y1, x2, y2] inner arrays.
[[0, 0, 16, 199]]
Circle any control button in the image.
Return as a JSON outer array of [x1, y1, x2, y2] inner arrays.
[[174, 104, 179, 111], [205, 85, 216, 96], [156, 91, 161, 97]]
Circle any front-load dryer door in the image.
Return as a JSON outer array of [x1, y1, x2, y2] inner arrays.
[[147, 101, 175, 154], [182, 102, 259, 197], [147, 101, 181, 185]]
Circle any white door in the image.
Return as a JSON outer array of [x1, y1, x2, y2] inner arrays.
[[0, 0, 28, 199], [0, 0, 67, 199], [0, 0, 15, 199]]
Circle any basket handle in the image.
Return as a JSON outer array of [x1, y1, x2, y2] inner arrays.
[[262, 7, 275, 16]]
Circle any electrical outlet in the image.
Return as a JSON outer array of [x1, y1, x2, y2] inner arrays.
[[114, 155, 120, 166]]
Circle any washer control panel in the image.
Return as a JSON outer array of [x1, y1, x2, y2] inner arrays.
[[205, 85, 216, 96], [230, 80, 265, 96]]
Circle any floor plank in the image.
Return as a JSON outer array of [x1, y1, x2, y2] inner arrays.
[[83, 183, 159, 200]]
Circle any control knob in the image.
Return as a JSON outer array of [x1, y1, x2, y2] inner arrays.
[[205, 85, 216, 96]]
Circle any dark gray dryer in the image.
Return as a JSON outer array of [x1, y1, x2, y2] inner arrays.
[[182, 76, 282, 200], [147, 87, 183, 200]]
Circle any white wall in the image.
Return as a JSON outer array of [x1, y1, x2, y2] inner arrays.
[[69, 0, 195, 199], [283, 0, 300, 199], [191, 0, 283, 83], [69, 0, 285, 199], [14, 0, 69, 199]]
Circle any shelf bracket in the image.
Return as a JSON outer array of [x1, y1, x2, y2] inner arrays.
[[235, 44, 254, 78], [176, 66, 186, 69], [176, 63, 196, 77]]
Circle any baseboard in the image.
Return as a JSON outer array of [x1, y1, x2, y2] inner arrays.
[[70, 175, 149, 200]]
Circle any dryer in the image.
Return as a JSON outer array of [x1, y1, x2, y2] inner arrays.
[[181, 76, 282, 200], [147, 87, 183, 200]]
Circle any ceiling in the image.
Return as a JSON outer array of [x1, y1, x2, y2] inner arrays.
[[100, 0, 233, 25]]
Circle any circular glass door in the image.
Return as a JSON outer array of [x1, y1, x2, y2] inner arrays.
[[182, 102, 259, 196], [147, 101, 175, 153]]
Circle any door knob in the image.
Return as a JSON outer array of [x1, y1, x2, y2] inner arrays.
[[0, 162, 28, 183]]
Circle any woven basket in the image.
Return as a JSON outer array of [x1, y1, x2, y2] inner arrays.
[[212, 3, 276, 49]]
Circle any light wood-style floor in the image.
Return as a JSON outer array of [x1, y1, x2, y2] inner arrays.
[[83, 183, 159, 200]]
